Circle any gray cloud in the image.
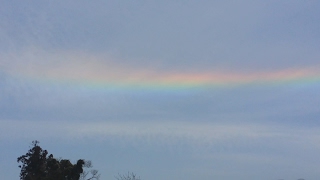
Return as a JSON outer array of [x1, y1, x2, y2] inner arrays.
[[1, 1, 319, 71], [1, 1, 320, 180]]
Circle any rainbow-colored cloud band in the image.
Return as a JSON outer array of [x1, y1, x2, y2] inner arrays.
[[20, 66, 320, 91], [3, 50, 319, 91]]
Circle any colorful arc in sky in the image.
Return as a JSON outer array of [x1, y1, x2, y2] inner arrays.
[[20, 66, 320, 90]]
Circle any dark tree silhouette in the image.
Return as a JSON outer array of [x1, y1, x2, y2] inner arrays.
[[17, 140, 99, 180]]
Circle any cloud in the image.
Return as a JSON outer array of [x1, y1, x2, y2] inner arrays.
[[1, 48, 319, 129], [1, 1, 320, 180], [1, 1, 320, 73], [2, 119, 320, 150], [2, 48, 320, 88]]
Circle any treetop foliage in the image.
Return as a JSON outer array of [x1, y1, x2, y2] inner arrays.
[[17, 140, 99, 180]]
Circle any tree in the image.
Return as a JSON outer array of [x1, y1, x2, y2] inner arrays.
[[17, 140, 100, 180], [115, 172, 141, 180]]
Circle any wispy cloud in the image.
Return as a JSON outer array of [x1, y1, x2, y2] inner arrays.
[[2, 49, 320, 90], [3, 119, 320, 150]]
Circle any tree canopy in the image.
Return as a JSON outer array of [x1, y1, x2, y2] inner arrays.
[[17, 140, 99, 180]]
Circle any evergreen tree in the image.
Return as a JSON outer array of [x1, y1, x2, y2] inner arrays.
[[17, 141, 99, 180]]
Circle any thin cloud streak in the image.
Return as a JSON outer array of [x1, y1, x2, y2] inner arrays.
[[2, 119, 320, 149], [2, 49, 320, 90]]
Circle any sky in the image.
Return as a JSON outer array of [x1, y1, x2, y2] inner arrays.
[[1, 1, 320, 180]]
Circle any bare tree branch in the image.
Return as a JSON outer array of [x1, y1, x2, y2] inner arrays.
[[115, 172, 140, 180]]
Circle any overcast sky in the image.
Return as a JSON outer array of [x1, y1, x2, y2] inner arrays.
[[1, 1, 320, 180]]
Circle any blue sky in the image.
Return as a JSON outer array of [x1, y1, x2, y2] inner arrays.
[[1, 1, 320, 180]]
